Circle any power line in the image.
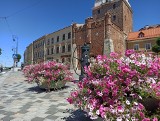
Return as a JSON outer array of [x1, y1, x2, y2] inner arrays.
[[0, 0, 42, 41], [6, 0, 42, 18], [0, 0, 42, 19], [4, 17, 13, 35], [0, 0, 43, 54]]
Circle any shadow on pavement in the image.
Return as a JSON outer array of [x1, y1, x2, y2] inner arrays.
[[63, 109, 104, 121], [27, 85, 70, 93], [27, 86, 45, 93], [63, 109, 93, 121]]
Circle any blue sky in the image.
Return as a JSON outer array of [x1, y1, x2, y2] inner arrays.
[[0, 0, 160, 67]]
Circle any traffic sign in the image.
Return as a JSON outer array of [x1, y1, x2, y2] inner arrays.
[[12, 54, 18, 59]]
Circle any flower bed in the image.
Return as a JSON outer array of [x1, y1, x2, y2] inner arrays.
[[23, 61, 73, 91], [67, 50, 160, 121]]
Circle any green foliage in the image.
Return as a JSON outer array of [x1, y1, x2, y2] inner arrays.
[[152, 38, 160, 55], [0, 48, 2, 55], [17, 54, 21, 62], [152, 44, 160, 54], [156, 37, 160, 46]]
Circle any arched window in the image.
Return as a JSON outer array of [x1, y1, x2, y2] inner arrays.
[[56, 47, 59, 54], [113, 4, 116, 9], [68, 44, 71, 52], [113, 15, 116, 21], [62, 45, 65, 53], [51, 48, 54, 54]]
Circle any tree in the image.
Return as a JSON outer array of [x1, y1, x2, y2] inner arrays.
[[156, 37, 160, 46], [152, 45, 160, 54], [17, 54, 21, 62], [0, 48, 2, 55], [152, 38, 160, 56]]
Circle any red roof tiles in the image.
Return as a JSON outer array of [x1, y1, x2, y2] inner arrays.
[[127, 26, 160, 41]]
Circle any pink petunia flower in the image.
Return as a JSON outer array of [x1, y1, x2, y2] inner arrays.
[[125, 49, 135, 57]]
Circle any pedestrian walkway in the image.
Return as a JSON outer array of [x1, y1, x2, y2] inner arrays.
[[0, 71, 98, 121], [0, 71, 10, 88]]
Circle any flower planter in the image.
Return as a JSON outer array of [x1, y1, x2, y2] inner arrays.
[[67, 50, 160, 120], [38, 80, 66, 90], [23, 61, 73, 92], [139, 98, 160, 113]]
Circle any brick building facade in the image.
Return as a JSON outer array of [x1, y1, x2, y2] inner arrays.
[[72, 0, 132, 60]]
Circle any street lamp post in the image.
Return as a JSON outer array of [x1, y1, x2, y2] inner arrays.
[[12, 35, 18, 67], [13, 35, 18, 55]]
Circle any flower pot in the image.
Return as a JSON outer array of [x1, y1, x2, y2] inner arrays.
[[38, 80, 66, 90], [139, 98, 160, 113]]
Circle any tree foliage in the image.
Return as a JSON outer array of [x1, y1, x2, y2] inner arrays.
[[156, 37, 160, 46], [17, 54, 21, 62], [152, 38, 160, 55], [0, 48, 1, 55], [152, 45, 160, 53]]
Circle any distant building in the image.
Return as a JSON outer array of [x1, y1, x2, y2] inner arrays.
[[24, 26, 74, 67], [126, 25, 160, 53], [24, 50, 27, 65], [33, 35, 46, 64], [24, 43, 33, 65], [45, 26, 72, 66]]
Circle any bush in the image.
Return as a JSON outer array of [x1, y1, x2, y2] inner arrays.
[[152, 45, 160, 54], [156, 38, 160, 46]]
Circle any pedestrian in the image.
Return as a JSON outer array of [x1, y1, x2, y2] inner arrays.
[[21, 63, 24, 70]]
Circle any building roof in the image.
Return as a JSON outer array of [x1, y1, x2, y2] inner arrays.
[[139, 24, 160, 31], [127, 25, 160, 41]]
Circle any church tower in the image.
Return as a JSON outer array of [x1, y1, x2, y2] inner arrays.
[[93, 0, 132, 34], [72, 0, 133, 63]]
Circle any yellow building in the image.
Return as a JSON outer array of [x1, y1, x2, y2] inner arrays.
[[24, 25, 73, 68], [45, 26, 72, 66], [126, 25, 160, 53], [24, 43, 33, 65], [33, 35, 46, 64]]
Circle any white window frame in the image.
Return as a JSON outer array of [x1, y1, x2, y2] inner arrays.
[[134, 44, 139, 51], [145, 43, 151, 50]]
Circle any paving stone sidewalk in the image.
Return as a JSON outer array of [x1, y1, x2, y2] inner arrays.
[[0, 71, 98, 121]]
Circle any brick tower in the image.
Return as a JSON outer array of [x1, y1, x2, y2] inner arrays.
[[93, 0, 132, 34], [72, 0, 133, 61]]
